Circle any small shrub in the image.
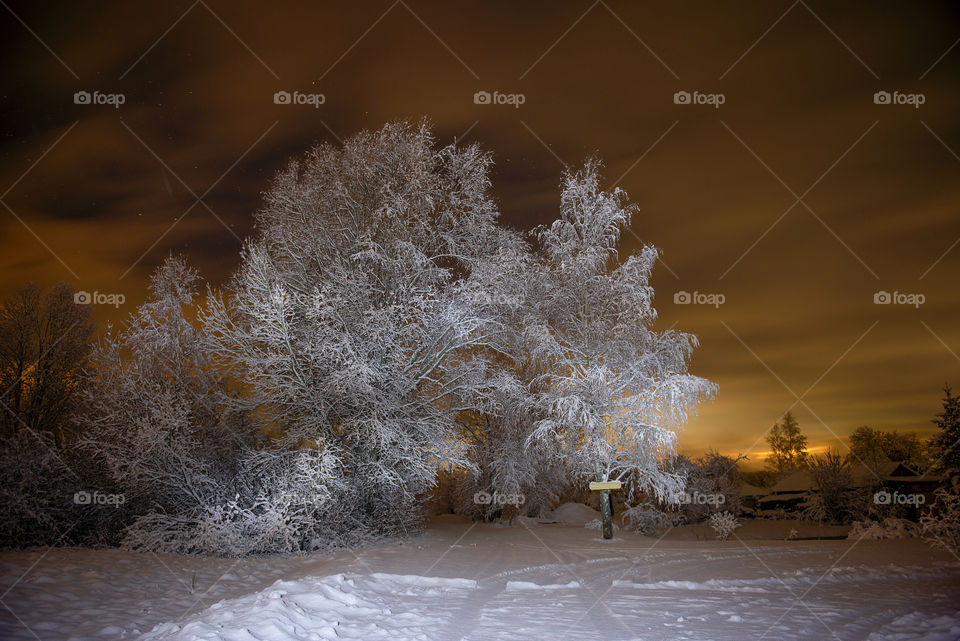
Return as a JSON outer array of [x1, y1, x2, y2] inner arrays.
[[708, 511, 740, 541], [919, 489, 960, 555], [585, 518, 619, 533], [847, 517, 917, 540], [622, 502, 674, 535]]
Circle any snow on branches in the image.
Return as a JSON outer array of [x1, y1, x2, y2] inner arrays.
[[524, 159, 716, 504], [69, 123, 716, 553]]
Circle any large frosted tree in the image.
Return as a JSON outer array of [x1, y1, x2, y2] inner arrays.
[[204, 121, 508, 531], [525, 160, 716, 523]]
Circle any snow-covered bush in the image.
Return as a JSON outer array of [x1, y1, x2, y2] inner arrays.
[[622, 502, 675, 535], [847, 517, 918, 540], [0, 430, 76, 546], [122, 446, 348, 556], [585, 518, 619, 533], [708, 511, 740, 541], [667, 451, 744, 523], [919, 489, 960, 554]]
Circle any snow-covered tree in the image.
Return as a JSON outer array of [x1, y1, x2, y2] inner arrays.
[[525, 159, 716, 512], [929, 385, 960, 480], [448, 230, 572, 521], [80, 257, 257, 529], [803, 449, 862, 524], [204, 121, 507, 533], [920, 488, 960, 555]]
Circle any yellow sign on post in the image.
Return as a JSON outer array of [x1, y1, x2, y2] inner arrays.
[[588, 481, 622, 491]]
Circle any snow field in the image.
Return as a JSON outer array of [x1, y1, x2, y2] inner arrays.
[[2, 516, 958, 641]]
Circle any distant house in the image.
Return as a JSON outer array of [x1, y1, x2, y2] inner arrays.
[[736, 483, 768, 512], [752, 459, 945, 517], [756, 469, 811, 511]]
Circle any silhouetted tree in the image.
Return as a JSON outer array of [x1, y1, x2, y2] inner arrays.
[[765, 411, 807, 473], [0, 282, 94, 444], [849, 425, 925, 472], [805, 450, 859, 524]]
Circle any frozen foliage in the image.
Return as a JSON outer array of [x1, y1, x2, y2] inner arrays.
[[78, 257, 275, 553], [669, 451, 744, 522], [0, 282, 94, 443], [584, 518, 619, 532], [708, 511, 740, 541], [80, 257, 367, 555], [205, 127, 715, 533], [848, 518, 918, 540], [622, 501, 675, 534], [0, 429, 86, 546], [447, 230, 570, 522], [81, 258, 255, 513], [524, 159, 716, 506], [18, 123, 717, 553], [0, 283, 100, 547], [803, 450, 865, 524], [920, 488, 960, 555], [204, 121, 507, 535], [122, 446, 349, 556]]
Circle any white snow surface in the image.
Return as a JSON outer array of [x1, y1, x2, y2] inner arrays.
[[547, 501, 602, 525], [2, 515, 959, 641]]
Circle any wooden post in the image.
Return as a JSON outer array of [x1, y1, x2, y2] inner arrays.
[[589, 481, 621, 540]]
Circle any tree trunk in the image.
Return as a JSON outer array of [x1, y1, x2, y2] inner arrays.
[[600, 489, 613, 539]]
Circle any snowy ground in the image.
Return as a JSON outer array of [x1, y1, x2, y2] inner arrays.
[[2, 515, 959, 640]]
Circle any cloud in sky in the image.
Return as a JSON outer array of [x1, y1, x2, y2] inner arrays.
[[1, 0, 958, 462]]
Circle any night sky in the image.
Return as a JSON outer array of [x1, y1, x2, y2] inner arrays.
[[2, 1, 958, 464]]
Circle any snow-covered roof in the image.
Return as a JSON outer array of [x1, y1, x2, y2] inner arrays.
[[849, 460, 923, 486], [769, 470, 812, 494], [763, 460, 930, 496], [736, 482, 769, 497]]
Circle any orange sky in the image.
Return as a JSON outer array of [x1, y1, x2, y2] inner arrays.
[[1, 1, 957, 466]]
